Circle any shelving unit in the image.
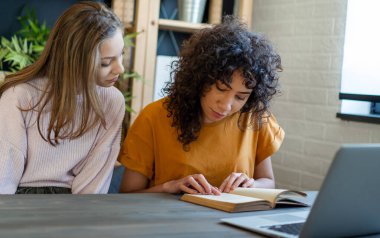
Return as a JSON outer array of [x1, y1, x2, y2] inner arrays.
[[158, 19, 211, 33], [113, 0, 253, 123]]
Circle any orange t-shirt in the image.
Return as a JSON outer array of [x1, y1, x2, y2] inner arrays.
[[119, 98, 284, 187]]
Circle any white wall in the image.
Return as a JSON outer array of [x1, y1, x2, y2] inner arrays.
[[252, 0, 380, 190]]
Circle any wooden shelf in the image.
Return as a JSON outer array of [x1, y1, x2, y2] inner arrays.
[[158, 19, 211, 33], [114, 0, 253, 123]]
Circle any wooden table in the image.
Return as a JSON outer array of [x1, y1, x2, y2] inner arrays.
[[0, 192, 315, 238]]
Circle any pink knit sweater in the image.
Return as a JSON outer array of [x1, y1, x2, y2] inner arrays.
[[0, 78, 125, 194]]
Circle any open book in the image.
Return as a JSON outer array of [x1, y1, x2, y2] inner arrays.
[[180, 188, 308, 213]]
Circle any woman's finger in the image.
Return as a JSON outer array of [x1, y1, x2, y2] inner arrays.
[[179, 183, 199, 194], [231, 174, 249, 190], [222, 173, 240, 193], [219, 176, 230, 192], [242, 178, 255, 188], [187, 176, 206, 194], [193, 174, 212, 194], [211, 186, 221, 195]]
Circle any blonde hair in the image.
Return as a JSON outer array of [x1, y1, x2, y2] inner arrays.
[[0, 1, 123, 145]]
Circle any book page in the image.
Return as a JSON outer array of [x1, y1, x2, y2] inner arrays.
[[181, 193, 272, 212], [230, 188, 288, 204], [184, 193, 265, 204]]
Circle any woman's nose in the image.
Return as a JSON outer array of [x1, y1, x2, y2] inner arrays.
[[218, 96, 233, 113], [113, 60, 124, 75]]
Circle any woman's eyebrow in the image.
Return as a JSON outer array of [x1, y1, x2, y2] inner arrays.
[[219, 82, 232, 89], [101, 49, 124, 60]]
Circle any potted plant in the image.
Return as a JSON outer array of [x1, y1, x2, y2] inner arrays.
[[0, 9, 49, 81]]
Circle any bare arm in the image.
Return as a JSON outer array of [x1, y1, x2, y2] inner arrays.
[[119, 168, 220, 195], [119, 168, 151, 193], [252, 157, 275, 189]]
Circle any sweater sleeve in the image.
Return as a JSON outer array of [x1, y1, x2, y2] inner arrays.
[[71, 90, 125, 194], [0, 88, 28, 194]]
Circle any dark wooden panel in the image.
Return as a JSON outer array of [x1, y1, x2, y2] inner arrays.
[[0, 193, 316, 238]]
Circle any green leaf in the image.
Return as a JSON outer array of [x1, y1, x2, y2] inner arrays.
[[0, 48, 8, 59], [122, 71, 143, 81], [125, 31, 140, 39], [1, 37, 11, 47], [28, 42, 34, 55], [125, 104, 135, 113], [123, 92, 133, 100], [23, 38, 28, 52], [124, 31, 140, 47], [32, 44, 45, 53], [28, 19, 39, 33], [4, 51, 33, 70], [11, 36, 21, 52], [0, 48, 8, 70], [0, 8, 51, 71]]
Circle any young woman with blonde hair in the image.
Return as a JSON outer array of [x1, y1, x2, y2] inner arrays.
[[0, 1, 125, 194]]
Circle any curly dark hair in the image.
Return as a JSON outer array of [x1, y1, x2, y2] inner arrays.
[[163, 16, 282, 148]]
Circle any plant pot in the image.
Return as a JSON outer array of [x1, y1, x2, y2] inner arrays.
[[177, 0, 207, 23]]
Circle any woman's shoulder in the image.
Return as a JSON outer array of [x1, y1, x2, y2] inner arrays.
[[1, 77, 46, 102], [130, 98, 172, 132], [261, 112, 280, 125], [256, 112, 284, 140], [144, 97, 166, 111], [137, 97, 168, 120], [237, 111, 282, 130]]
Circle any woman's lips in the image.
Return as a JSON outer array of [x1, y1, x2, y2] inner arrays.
[[211, 109, 226, 120], [109, 76, 119, 83]]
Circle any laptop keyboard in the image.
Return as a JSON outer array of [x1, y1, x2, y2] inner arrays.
[[262, 222, 304, 235]]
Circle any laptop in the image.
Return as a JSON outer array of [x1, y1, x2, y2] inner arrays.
[[221, 144, 380, 238]]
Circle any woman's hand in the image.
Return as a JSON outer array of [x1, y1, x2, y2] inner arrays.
[[163, 174, 221, 195], [219, 173, 255, 193]]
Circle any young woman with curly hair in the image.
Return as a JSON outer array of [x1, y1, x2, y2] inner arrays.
[[119, 16, 284, 195], [0, 2, 125, 194]]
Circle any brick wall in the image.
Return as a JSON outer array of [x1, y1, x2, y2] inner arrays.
[[252, 0, 380, 190]]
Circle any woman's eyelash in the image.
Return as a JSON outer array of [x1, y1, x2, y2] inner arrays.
[[236, 95, 245, 100], [101, 52, 124, 66]]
